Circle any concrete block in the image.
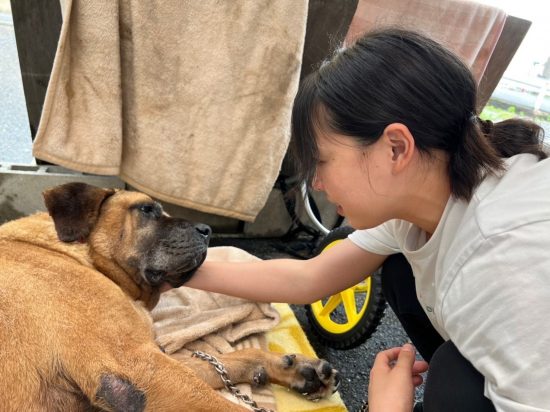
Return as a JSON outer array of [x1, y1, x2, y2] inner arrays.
[[243, 188, 293, 237], [0, 165, 304, 237], [0, 164, 124, 223]]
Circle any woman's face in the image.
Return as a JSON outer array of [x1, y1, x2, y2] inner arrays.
[[312, 132, 396, 230]]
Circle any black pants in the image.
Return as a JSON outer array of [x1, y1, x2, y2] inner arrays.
[[381, 254, 496, 412]]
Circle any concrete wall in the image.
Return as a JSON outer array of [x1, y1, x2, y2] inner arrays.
[[0, 165, 339, 237], [0, 164, 125, 223], [0, 165, 305, 236]]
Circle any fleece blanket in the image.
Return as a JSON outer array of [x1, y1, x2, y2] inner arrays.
[[152, 246, 347, 411], [33, 0, 308, 221], [345, 0, 506, 83], [152, 247, 281, 356]]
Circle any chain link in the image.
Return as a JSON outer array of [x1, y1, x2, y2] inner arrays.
[[192, 350, 275, 412], [193, 350, 370, 412]]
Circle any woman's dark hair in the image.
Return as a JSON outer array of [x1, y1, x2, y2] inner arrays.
[[291, 28, 546, 201]]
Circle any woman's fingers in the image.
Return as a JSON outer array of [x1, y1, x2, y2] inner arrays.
[[412, 360, 429, 387], [412, 360, 429, 374], [393, 343, 416, 371], [372, 344, 429, 382], [412, 374, 425, 387], [372, 347, 402, 371]]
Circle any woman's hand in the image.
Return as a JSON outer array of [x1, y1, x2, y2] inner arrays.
[[368, 343, 429, 412]]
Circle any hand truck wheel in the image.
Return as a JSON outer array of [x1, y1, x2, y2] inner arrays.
[[305, 226, 386, 349]]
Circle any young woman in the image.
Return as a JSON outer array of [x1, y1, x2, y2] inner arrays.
[[187, 29, 549, 411]]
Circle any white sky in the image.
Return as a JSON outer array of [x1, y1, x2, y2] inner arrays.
[[476, 0, 550, 80]]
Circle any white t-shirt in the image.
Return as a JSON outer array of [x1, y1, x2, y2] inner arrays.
[[349, 153, 550, 412]]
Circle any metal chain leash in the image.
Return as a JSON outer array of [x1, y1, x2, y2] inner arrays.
[[193, 350, 371, 412], [192, 350, 274, 412]]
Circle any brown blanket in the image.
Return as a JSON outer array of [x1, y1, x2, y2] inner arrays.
[[33, 0, 308, 221]]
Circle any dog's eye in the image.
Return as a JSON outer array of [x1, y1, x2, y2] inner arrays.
[[139, 204, 154, 214], [137, 203, 158, 217]]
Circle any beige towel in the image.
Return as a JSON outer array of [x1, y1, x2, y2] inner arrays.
[[345, 0, 506, 83], [152, 247, 280, 356], [153, 286, 279, 355], [33, 0, 308, 221]]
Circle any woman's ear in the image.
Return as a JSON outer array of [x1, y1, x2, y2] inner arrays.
[[382, 123, 415, 173]]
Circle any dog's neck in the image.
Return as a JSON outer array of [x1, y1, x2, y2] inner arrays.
[[89, 249, 161, 310]]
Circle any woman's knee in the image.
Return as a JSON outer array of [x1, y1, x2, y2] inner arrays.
[[423, 341, 495, 412]]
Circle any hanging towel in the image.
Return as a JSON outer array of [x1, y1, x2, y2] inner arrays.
[[33, 0, 308, 221], [345, 0, 506, 83]]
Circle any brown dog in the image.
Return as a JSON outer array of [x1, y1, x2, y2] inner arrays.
[[0, 182, 339, 411]]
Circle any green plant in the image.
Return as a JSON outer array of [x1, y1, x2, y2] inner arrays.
[[480, 105, 517, 122], [481, 103, 550, 124]]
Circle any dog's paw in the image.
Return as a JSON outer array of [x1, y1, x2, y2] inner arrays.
[[281, 354, 340, 401]]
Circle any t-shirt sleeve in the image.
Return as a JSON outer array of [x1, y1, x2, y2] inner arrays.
[[441, 221, 550, 411], [348, 220, 401, 255]]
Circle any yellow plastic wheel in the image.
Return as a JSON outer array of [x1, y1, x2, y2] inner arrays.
[[305, 226, 386, 349], [310, 278, 373, 334]]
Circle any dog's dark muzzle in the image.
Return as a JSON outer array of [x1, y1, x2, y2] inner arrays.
[[143, 223, 211, 287]]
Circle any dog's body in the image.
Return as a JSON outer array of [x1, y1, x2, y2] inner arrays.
[[0, 183, 338, 411]]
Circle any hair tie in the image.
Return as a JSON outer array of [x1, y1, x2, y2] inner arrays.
[[479, 118, 493, 135]]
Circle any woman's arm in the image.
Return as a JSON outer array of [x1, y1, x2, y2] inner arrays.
[[186, 239, 387, 304]]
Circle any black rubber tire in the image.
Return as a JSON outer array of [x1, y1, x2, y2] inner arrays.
[[305, 226, 386, 349]]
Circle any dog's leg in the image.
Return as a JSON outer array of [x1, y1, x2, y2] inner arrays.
[[76, 347, 249, 412], [182, 349, 340, 401]]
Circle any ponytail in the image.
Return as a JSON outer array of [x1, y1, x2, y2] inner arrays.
[[481, 118, 547, 159], [449, 117, 547, 201]]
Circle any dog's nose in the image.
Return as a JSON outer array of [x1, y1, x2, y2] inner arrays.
[[194, 224, 212, 239], [145, 269, 166, 286]]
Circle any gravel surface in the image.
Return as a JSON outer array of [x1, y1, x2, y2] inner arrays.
[[210, 236, 425, 412]]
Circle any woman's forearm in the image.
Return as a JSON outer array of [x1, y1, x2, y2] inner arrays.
[[186, 258, 317, 304], [187, 240, 386, 304]]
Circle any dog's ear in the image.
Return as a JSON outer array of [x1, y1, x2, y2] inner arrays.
[[43, 182, 116, 243]]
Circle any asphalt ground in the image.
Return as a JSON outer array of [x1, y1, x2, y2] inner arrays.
[[209, 236, 423, 412]]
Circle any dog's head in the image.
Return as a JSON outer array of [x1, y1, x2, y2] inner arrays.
[[43, 182, 211, 289]]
